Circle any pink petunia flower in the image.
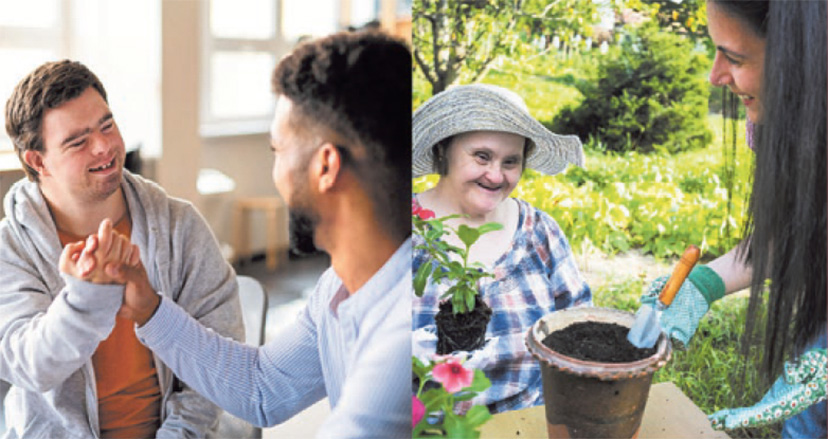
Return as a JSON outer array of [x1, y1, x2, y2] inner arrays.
[[416, 208, 435, 220], [412, 395, 425, 428], [432, 360, 474, 393], [412, 200, 436, 220]]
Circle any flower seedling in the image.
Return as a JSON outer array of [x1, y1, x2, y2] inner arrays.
[[412, 355, 493, 438], [413, 203, 503, 315]]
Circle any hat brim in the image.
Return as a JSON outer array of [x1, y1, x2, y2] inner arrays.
[[412, 85, 584, 178]]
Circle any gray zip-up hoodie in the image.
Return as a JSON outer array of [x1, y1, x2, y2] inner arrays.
[[0, 170, 244, 438]]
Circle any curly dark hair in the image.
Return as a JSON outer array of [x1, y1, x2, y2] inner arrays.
[[5, 60, 107, 182], [271, 30, 412, 241]]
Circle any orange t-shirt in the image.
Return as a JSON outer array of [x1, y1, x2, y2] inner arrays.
[[58, 217, 162, 438]]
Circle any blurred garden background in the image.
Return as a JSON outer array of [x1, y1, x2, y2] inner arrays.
[[412, 0, 776, 437]]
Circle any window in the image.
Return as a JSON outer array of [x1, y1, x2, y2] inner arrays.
[[0, 0, 160, 158], [200, 0, 331, 136], [201, 0, 408, 137], [0, 0, 64, 152]]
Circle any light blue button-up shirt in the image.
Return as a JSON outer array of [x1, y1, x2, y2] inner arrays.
[[136, 239, 412, 438]]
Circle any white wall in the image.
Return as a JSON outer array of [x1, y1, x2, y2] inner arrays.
[[201, 133, 283, 253], [157, 0, 201, 205], [0, 169, 25, 220], [68, 0, 162, 160]]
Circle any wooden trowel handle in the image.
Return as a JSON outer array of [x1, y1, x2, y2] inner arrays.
[[659, 245, 701, 306]]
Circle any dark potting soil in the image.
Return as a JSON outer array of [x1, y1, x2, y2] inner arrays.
[[542, 321, 657, 363], [434, 296, 492, 354]]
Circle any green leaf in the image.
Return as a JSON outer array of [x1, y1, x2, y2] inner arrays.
[[447, 261, 466, 277], [465, 369, 492, 393], [445, 243, 464, 254], [463, 405, 493, 429], [452, 292, 467, 314], [431, 220, 444, 236], [412, 356, 430, 382], [464, 290, 476, 313], [457, 224, 481, 248], [437, 214, 463, 222], [419, 388, 451, 412], [476, 222, 504, 235], [444, 412, 481, 439], [441, 284, 461, 301], [414, 262, 434, 297], [453, 392, 477, 403]]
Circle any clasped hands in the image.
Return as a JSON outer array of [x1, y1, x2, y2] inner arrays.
[[58, 218, 160, 325]]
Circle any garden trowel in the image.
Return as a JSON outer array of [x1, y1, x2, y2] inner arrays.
[[627, 245, 701, 349]]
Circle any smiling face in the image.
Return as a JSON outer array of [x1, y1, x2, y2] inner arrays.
[[707, 1, 767, 123], [439, 131, 525, 215], [26, 87, 125, 207]]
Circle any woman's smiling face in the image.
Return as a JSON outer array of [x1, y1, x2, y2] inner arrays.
[[440, 131, 525, 215], [707, 1, 767, 123]]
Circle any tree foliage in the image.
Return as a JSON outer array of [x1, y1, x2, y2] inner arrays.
[[552, 24, 712, 154], [412, 0, 604, 96], [641, 0, 708, 43], [412, 0, 522, 96]]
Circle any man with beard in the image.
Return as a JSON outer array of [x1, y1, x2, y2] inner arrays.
[[85, 31, 412, 438], [0, 60, 244, 438]]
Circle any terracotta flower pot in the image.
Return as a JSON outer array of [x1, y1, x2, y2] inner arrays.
[[525, 307, 672, 439]]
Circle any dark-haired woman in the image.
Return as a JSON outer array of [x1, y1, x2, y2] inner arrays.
[[642, 1, 826, 436]]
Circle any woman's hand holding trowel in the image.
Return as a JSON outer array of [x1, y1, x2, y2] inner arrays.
[[628, 245, 701, 349]]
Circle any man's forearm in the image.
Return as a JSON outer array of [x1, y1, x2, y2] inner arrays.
[[137, 297, 273, 426], [137, 296, 327, 428]]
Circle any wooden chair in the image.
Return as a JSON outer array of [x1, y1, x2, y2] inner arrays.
[[232, 197, 288, 271]]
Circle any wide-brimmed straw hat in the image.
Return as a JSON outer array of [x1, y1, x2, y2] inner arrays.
[[412, 83, 584, 178]]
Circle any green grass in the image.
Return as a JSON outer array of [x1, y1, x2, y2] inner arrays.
[[414, 52, 593, 114], [595, 279, 781, 439], [483, 68, 584, 126]]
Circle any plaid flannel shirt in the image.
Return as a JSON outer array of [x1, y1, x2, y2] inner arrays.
[[413, 197, 592, 414]]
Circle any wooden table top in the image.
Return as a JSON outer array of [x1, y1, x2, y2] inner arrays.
[[481, 382, 731, 438]]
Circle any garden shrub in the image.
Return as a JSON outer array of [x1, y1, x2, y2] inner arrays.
[[551, 24, 712, 154]]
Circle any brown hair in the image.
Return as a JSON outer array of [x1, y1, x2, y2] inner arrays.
[[5, 60, 107, 182]]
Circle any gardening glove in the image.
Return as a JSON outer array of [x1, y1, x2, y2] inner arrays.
[[709, 348, 827, 431], [641, 265, 725, 347]]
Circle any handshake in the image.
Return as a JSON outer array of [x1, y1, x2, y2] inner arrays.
[[58, 218, 160, 326]]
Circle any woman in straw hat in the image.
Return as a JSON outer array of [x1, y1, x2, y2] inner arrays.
[[412, 83, 592, 413]]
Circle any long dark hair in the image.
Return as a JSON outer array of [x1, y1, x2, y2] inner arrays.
[[739, 0, 827, 382]]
